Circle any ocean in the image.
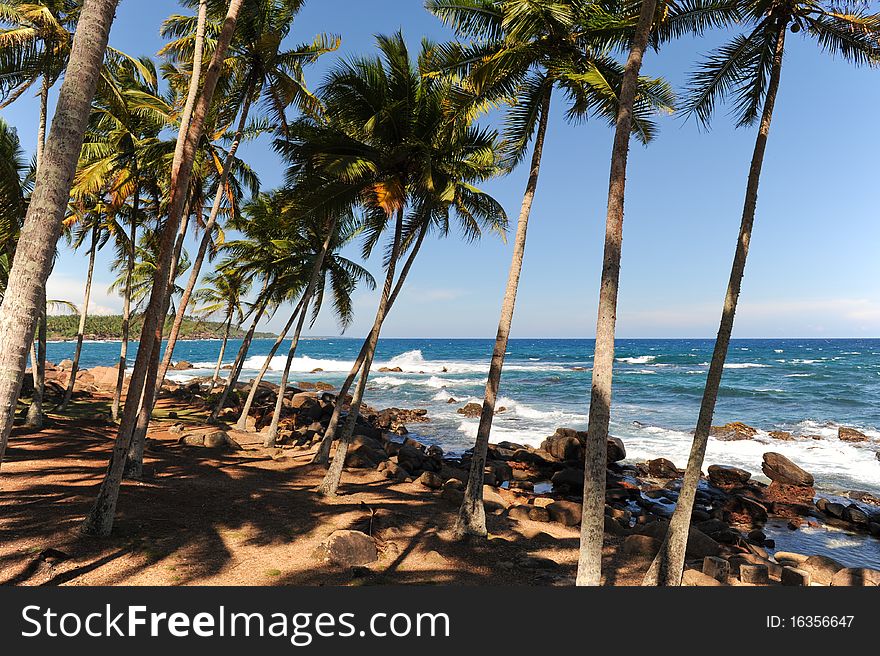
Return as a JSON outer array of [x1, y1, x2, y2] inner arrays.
[[47, 337, 880, 497]]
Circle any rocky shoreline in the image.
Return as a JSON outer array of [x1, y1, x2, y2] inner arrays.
[[35, 363, 880, 586]]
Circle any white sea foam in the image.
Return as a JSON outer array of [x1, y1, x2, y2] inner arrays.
[[616, 355, 656, 364], [723, 363, 771, 369]]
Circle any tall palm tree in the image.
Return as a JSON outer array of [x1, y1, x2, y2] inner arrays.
[[0, 0, 119, 469], [192, 267, 250, 389], [309, 34, 508, 497], [644, 0, 880, 587], [428, 0, 675, 540], [0, 0, 80, 170], [153, 1, 338, 398], [81, 0, 244, 537]]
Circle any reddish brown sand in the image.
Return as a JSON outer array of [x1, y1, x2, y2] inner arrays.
[[0, 395, 647, 586]]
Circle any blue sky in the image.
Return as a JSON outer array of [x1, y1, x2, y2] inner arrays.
[[2, 0, 878, 338]]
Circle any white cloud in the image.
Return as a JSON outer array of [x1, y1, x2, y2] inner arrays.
[[45, 273, 122, 316]]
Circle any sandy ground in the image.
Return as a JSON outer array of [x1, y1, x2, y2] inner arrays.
[[0, 394, 648, 587]]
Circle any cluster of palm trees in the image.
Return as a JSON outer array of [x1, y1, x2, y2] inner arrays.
[[0, 0, 877, 587]]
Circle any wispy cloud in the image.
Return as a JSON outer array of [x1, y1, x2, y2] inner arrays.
[[46, 274, 121, 316]]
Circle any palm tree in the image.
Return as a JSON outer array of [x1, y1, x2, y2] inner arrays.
[[81, 0, 245, 537], [644, 0, 880, 587], [307, 33, 508, 497], [0, 0, 119, 469], [0, 0, 79, 170], [192, 267, 250, 390], [428, 0, 675, 540], [153, 1, 338, 399]]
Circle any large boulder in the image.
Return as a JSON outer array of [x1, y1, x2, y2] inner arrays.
[[456, 403, 482, 418], [638, 519, 721, 559], [761, 452, 814, 487], [541, 428, 584, 461], [647, 458, 679, 478], [710, 422, 758, 441], [708, 464, 751, 488], [800, 555, 846, 586], [87, 365, 124, 388], [346, 435, 387, 469], [289, 393, 323, 420], [607, 436, 626, 463], [839, 427, 869, 443], [830, 568, 880, 586], [547, 500, 582, 527], [322, 530, 378, 567]]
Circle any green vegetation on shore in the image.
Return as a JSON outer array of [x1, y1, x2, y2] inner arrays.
[[45, 314, 276, 342]]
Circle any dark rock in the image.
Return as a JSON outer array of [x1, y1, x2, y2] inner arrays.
[[781, 567, 811, 586], [702, 555, 731, 582], [824, 502, 845, 519], [551, 467, 584, 492], [769, 430, 795, 441], [761, 452, 814, 487], [418, 471, 444, 489], [541, 429, 583, 461], [638, 519, 720, 558], [708, 464, 751, 488], [647, 458, 679, 478], [607, 436, 626, 463], [622, 534, 660, 558], [740, 563, 769, 585], [456, 403, 482, 418], [547, 500, 582, 526], [323, 530, 378, 567], [843, 504, 869, 526]]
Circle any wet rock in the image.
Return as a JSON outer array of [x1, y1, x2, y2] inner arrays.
[[171, 360, 193, 371], [761, 452, 814, 487], [823, 502, 845, 519], [710, 422, 758, 441], [842, 504, 870, 526], [801, 555, 846, 585], [456, 403, 482, 418], [377, 367, 403, 373], [839, 427, 869, 443], [607, 436, 626, 463], [708, 464, 751, 488], [322, 530, 378, 567], [375, 407, 429, 433], [646, 458, 679, 478], [769, 430, 794, 441], [830, 568, 880, 586]]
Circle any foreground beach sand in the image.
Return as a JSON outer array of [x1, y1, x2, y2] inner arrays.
[[1, 371, 878, 587]]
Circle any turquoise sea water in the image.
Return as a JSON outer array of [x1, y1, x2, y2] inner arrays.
[[48, 337, 880, 496]]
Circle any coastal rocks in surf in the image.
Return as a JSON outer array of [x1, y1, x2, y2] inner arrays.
[[708, 464, 751, 488], [456, 403, 483, 418], [539, 428, 625, 465], [375, 408, 429, 435], [646, 458, 680, 479], [839, 427, 870, 443], [761, 452, 814, 487], [710, 422, 758, 441]]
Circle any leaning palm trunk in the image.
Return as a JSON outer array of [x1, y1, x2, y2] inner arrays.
[[263, 227, 335, 447], [0, 0, 118, 469], [125, 211, 191, 478], [455, 87, 552, 539], [112, 184, 138, 421], [576, 0, 658, 587], [60, 223, 99, 410], [26, 294, 47, 428], [155, 88, 256, 394], [312, 224, 427, 465], [81, 0, 243, 536], [211, 310, 235, 390], [317, 213, 404, 496], [643, 25, 787, 588], [208, 292, 270, 423], [235, 296, 306, 428]]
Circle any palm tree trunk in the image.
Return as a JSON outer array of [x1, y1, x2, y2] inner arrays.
[[60, 222, 99, 409], [0, 0, 118, 470], [643, 23, 787, 587], [25, 77, 51, 427], [81, 0, 242, 536], [112, 176, 139, 421], [208, 291, 270, 423], [312, 224, 427, 465], [263, 226, 335, 447], [211, 310, 235, 391], [124, 209, 191, 478], [455, 86, 552, 539], [25, 292, 47, 428], [155, 87, 256, 393], [235, 295, 306, 428], [576, 0, 658, 587], [318, 212, 404, 497]]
